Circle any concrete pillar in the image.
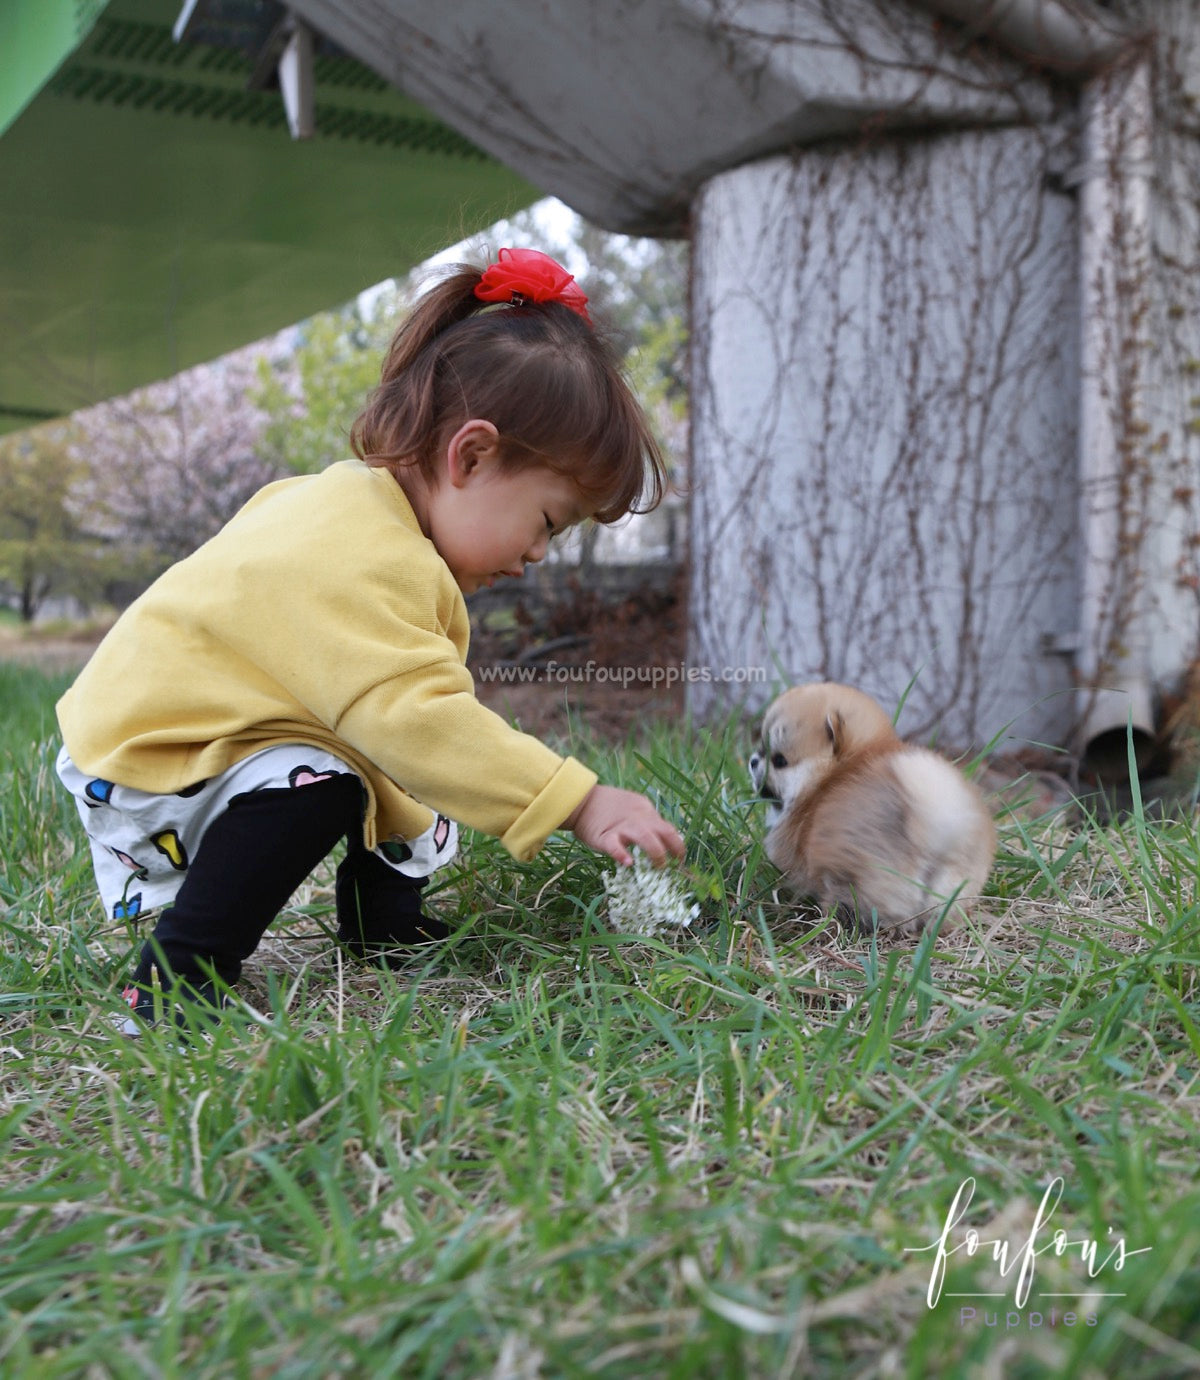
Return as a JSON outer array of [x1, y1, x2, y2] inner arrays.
[[688, 130, 1081, 750]]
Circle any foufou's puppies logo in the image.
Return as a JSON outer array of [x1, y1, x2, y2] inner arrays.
[[905, 1177, 1152, 1311]]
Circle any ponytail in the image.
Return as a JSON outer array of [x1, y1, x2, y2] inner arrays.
[[350, 266, 484, 477], [375, 266, 485, 384]]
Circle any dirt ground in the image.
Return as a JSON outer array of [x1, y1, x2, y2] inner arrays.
[[0, 623, 110, 676], [467, 575, 688, 743]]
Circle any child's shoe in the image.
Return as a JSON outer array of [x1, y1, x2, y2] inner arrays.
[[335, 851, 450, 966], [118, 976, 227, 1036], [337, 916, 453, 969]]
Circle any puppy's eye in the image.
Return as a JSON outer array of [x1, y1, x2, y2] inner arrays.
[[770, 752, 787, 769]]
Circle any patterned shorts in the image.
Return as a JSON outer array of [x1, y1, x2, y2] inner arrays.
[[56, 744, 458, 922]]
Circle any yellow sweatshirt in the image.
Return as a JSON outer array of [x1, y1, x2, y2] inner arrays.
[[57, 460, 597, 861]]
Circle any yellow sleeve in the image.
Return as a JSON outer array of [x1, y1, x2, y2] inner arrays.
[[333, 654, 597, 860]]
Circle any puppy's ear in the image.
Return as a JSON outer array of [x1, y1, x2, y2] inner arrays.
[[825, 711, 845, 756]]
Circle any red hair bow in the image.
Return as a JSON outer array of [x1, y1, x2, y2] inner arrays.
[[474, 247, 591, 323]]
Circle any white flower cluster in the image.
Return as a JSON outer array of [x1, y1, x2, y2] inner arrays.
[[602, 849, 700, 939]]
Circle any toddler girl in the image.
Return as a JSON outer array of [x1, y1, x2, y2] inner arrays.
[[56, 248, 685, 1029]]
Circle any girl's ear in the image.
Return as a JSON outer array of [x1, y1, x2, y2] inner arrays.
[[446, 419, 501, 488]]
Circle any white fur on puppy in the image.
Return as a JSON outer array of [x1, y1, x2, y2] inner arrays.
[[750, 682, 995, 934]]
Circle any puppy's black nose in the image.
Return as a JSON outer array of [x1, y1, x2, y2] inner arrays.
[[749, 753, 779, 803]]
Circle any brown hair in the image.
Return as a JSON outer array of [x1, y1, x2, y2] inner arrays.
[[350, 262, 667, 523]]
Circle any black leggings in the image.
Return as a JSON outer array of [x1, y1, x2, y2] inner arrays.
[[130, 774, 444, 995]]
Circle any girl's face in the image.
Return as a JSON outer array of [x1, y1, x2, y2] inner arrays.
[[424, 420, 591, 595]]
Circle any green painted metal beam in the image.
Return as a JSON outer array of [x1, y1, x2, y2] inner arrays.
[[0, 0, 110, 136], [0, 0, 540, 431]]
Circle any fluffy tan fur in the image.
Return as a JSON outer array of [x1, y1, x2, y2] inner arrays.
[[751, 683, 996, 934]]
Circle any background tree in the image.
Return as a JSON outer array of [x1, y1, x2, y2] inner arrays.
[[0, 424, 112, 622], [72, 343, 284, 591], [566, 220, 689, 418], [252, 290, 407, 476]]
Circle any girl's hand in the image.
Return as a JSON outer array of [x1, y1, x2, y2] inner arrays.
[[564, 785, 685, 867]]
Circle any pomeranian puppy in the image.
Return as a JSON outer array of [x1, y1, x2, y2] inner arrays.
[[749, 682, 996, 934]]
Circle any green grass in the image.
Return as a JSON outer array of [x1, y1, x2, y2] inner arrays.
[[1, 662, 1198, 1377]]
